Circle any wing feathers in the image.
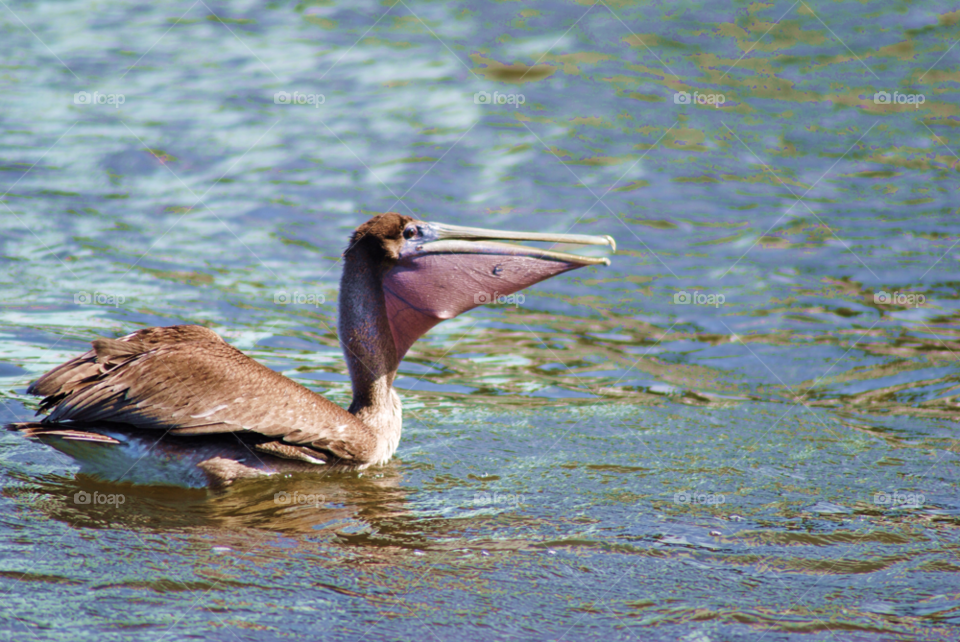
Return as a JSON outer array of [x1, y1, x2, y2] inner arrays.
[[26, 325, 375, 465]]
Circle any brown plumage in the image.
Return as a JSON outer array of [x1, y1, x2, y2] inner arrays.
[[11, 213, 614, 486], [29, 326, 372, 462]]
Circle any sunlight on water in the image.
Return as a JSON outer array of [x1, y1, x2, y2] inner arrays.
[[1, 0, 959, 640]]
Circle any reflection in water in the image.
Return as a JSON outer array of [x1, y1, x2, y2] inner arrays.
[[11, 469, 409, 536]]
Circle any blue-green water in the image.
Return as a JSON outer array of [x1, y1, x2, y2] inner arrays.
[[2, 1, 959, 640]]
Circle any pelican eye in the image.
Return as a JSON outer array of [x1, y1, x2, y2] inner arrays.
[[403, 225, 417, 240]]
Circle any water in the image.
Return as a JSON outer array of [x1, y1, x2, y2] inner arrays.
[[1, 1, 959, 640]]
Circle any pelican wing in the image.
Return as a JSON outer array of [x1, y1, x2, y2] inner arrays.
[[26, 325, 373, 463]]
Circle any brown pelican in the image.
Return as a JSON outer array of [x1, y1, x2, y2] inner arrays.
[[11, 213, 614, 487]]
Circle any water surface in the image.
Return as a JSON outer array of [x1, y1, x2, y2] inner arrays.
[[1, 1, 959, 640]]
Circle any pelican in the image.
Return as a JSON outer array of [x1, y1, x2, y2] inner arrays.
[[10, 213, 614, 487]]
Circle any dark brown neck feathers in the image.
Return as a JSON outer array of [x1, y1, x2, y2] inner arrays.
[[338, 239, 402, 455]]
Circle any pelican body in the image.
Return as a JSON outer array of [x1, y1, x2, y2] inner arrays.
[[11, 213, 614, 487]]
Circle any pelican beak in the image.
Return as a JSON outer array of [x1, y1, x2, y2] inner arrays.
[[383, 220, 615, 359], [424, 222, 615, 264]]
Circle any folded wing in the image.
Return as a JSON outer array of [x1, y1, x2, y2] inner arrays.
[[27, 325, 374, 464]]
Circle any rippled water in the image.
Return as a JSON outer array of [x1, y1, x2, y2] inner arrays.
[[2, 1, 959, 640]]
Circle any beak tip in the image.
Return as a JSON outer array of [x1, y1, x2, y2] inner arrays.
[[604, 235, 617, 253]]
